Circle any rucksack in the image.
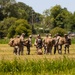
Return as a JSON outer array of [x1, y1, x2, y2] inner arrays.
[[37, 38, 42, 44]]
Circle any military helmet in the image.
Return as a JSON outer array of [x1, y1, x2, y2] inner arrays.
[[16, 35, 20, 38], [37, 34, 40, 37], [64, 34, 68, 36], [46, 34, 48, 37], [56, 33, 59, 36], [54, 34, 57, 37], [49, 34, 52, 36], [29, 35, 32, 38], [22, 33, 25, 36]]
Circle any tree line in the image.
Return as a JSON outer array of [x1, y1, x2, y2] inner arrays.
[[43, 5, 75, 34], [0, 0, 75, 38], [0, 0, 41, 38]]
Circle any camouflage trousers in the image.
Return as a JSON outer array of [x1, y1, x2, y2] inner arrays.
[[64, 44, 69, 54], [26, 45, 30, 55]]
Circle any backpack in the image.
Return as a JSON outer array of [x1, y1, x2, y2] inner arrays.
[[37, 38, 42, 44]]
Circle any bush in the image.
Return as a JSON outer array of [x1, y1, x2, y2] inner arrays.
[[7, 19, 32, 38], [50, 27, 67, 36], [71, 37, 75, 44], [0, 39, 9, 44], [0, 17, 17, 38]]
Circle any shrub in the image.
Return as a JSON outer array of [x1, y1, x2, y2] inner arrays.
[[0, 39, 9, 44], [7, 19, 32, 38], [50, 27, 67, 36]]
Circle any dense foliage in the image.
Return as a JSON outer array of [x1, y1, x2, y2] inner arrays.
[[0, 1, 75, 38], [8, 19, 32, 38], [0, 17, 17, 38], [43, 5, 75, 32], [0, 0, 41, 38], [50, 27, 67, 36]]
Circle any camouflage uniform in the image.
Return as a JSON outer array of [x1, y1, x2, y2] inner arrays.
[[53, 34, 59, 54], [35, 34, 42, 54], [43, 34, 49, 54], [13, 35, 20, 55], [64, 34, 71, 54], [56, 33, 63, 54], [36, 34, 42, 49], [20, 33, 25, 55], [26, 35, 32, 55], [49, 34, 52, 39]]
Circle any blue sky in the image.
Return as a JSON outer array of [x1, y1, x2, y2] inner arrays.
[[16, 0, 75, 14]]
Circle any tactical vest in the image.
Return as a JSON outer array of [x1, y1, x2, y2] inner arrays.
[[37, 38, 42, 45]]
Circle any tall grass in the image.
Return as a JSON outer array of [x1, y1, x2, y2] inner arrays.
[[0, 39, 9, 44], [0, 57, 75, 75], [71, 37, 75, 44]]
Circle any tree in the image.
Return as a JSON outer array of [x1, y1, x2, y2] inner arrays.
[[2, 1, 41, 24], [50, 27, 67, 36], [7, 19, 32, 38], [0, 7, 5, 21], [68, 12, 75, 32], [42, 5, 62, 29], [43, 5, 72, 31], [0, 17, 17, 38]]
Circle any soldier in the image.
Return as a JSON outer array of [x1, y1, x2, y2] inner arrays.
[[56, 33, 60, 42], [56, 33, 63, 54], [20, 33, 25, 55], [64, 34, 71, 54], [9, 35, 22, 55], [20, 33, 25, 42], [36, 34, 43, 54], [26, 35, 32, 55], [53, 34, 58, 54], [43, 34, 49, 54], [49, 34, 52, 39], [34, 35, 38, 53], [13, 35, 20, 55], [53, 33, 63, 54]]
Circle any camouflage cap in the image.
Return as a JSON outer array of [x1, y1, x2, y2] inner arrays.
[[54, 34, 57, 37], [29, 35, 32, 38], [56, 33, 59, 36], [16, 35, 20, 38], [46, 34, 48, 37], [37, 34, 40, 37], [49, 34, 52, 36], [64, 34, 68, 36], [22, 33, 25, 36]]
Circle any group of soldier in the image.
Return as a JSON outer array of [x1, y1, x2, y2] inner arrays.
[[9, 33, 71, 55], [9, 33, 32, 55], [34, 33, 71, 55]]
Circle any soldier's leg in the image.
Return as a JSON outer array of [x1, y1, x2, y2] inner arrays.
[[56, 45, 59, 54], [54, 45, 56, 54], [13, 47, 17, 55], [59, 45, 62, 54], [47, 47, 49, 54], [21, 46, 24, 55], [67, 45, 69, 54], [45, 46, 47, 54], [28, 47, 30, 55], [18, 46, 21, 55], [64, 45, 66, 54], [44, 45, 47, 54], [57, 45, 60, 54], [27, 46, 30, 55], [50, 46, 52, 54]]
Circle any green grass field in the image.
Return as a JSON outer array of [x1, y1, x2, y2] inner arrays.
[[0, 38, 75, 75], [0, 44, 75, 60]]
